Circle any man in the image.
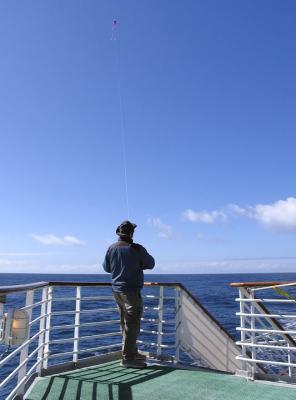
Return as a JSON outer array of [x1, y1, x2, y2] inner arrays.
[[103, 220, 155, 368]]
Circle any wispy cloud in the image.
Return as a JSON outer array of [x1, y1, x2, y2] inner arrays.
[[182, 208, 227, 224], [227, 203, 250, 217], [147, 217, 173, 239], [31, 234, 86, 246], [230, 197, 296, 232], [0, 260, 98, 274]]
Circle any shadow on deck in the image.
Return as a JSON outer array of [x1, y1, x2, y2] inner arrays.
[[25, 360, 296, 400]]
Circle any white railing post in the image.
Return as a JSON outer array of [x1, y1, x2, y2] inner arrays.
[[239, 288, 247, 373], [16, 289, 34, 395], [0, 300, 4, 340], [250, 290, 256, 379], [287, 342, 292, 377], [174, 287, 181, 363], [43, 286, 53, 369], [157, 286, 164, 357], [73, 286, 81, 364], [37, 287, 48, 374]]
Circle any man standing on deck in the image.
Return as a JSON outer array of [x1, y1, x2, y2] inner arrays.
[[103, 221, 155, 368]]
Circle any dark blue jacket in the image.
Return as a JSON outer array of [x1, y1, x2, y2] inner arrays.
[[103, 238, 155, 292]]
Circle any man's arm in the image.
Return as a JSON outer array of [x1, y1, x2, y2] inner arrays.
[[102, 250, 111, 273], [139, 246, 155, 270]]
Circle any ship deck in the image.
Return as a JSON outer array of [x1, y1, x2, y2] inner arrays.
[[25, 360, 296, 400]]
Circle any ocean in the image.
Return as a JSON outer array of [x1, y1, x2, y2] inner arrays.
[[1, 272, 296, 399]]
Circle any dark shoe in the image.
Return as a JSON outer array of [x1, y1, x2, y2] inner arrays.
[[120, 359, 147, 369], [134, 352, 147, 361]]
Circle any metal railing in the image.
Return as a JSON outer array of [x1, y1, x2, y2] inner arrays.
[[0, 282, 180, 399], [231, 281, 296, 380], [2, 279, 282, 399]]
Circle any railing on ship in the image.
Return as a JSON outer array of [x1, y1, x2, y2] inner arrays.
[[0, 282, 181, 400], [231, 281, 296, 381]]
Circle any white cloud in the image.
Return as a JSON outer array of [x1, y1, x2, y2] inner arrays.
[[147, 217, 173, 239], [230, 197, 296, 232], [182, 208, 227, 224], [252, 197, 296, 232], [31, 234, 86, 246], [185, 197, 296, 233]]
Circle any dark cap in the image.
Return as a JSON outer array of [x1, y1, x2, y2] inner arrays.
[[116, 220, 137, 236]]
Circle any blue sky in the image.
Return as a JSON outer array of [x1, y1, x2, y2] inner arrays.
[[1, 1, 296, 274]]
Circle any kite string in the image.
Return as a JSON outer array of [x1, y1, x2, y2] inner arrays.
[[115, 21, 130, 219]]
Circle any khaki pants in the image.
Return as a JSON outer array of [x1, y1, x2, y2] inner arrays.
[[113, 290, 143, 361]]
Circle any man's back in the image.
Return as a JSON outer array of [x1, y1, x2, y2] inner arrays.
[[103, 237, 155, 292]]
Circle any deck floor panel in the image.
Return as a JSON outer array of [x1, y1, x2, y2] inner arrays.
[[25, 361, 296, 400]]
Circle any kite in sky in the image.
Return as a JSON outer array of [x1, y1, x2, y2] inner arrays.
[[111, 19, 118, 40]]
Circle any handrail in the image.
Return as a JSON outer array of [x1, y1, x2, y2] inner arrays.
[[230, 281, 295, 288], [0, 281, 48, 294], [48, 281, 179, 287], [0, 281, 180, 295]]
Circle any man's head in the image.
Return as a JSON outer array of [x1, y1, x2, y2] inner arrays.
[[116, 220, 137, 239]]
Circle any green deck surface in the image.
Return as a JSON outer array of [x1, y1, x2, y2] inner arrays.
[[26, 361, 296, 400]]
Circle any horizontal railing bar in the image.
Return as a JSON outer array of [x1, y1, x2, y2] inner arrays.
[[77, 343, 122, 354], [80, 320, 120, 327], [52, 297, 76, 302], [141, 318, 175, 324], [48, 331, 121, 344], [251, 281, 296, 292], [236, 298, 296, 304], [140, 329, 175, 336], [50, 310, 77, 316], [230, 281, 295, 288], [47, 343, 122, 359], [22, 299, 48, 310], [47, 350, 74, 358], [76, 332, 122, 341], [236, 312, 296, 319], [50, 320, 120, 330], [80, 296, 115, 301], [52, 296, 115, 302], [80, 308, 118, 314], [142, 295, 175, 300], [137, 340, 175, 348], [51, 295, 174, 301], [237, 327, 296, 335], [0, 330, 45, 368], [236, 356, 296, 368], [0, 281, 48, 294], [30, 313, 50, 326], [51, 307, 118, 316], [48, 281, 179, 288], [0, 343, 43, 389], [236, 341, 296, 351], [0, 280, 181, 295], [141, 317, 159, 323]]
